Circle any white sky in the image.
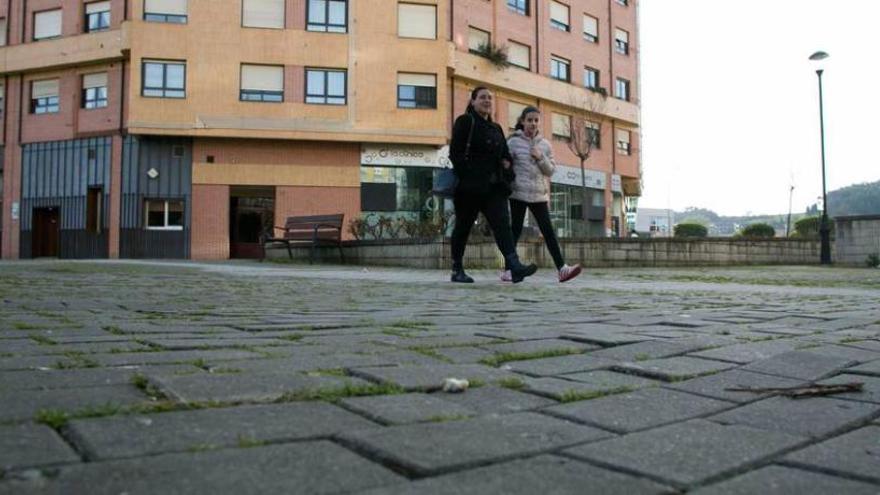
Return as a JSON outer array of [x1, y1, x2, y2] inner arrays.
[[638, 0, 880, 216]]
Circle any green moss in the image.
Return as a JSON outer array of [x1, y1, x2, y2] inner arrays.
[[35, 409, 70, 429], [558, 386, 634, 403], [497, 377, 526, 390], [278, 381, 404, 403], [480, 348, 582, 367]]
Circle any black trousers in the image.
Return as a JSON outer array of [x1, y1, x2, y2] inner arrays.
[[509, 199, 565, 270], [450, 191, 515, 269]]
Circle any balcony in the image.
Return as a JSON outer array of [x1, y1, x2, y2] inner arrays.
[[0, 24, 130, 74]]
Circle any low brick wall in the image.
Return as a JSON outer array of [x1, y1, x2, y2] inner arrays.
[[834, 215, 880, 266], [268, 237, 822, 269]]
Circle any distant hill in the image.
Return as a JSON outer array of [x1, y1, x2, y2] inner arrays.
[[675, 180, 879, 236]]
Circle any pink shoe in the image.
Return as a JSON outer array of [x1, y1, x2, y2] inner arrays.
[[558, 264, 582, 283], [500, 270, 512, 282]]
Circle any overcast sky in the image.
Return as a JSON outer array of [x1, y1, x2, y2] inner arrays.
[[638, 0, 879, 216]]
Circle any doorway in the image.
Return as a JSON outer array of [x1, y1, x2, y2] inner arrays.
[[32, 207, 60, 257], [230, 186, 275, 259]]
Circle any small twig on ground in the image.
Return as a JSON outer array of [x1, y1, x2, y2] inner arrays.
[[725, 382, 863, 399]]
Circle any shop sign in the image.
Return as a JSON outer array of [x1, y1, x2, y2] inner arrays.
[[361, 145, 443, 168], [551, 165, 606, 189], [611, 174, 622, 193]]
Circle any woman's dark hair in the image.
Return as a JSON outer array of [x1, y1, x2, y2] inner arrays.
[[466, 86, 493, 122], [514, 105, 541, 131]]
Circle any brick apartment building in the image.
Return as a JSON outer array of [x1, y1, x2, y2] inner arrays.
[[0, 0, 642, 260]]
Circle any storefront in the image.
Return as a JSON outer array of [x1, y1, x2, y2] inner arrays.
[[549, 165, 607, 238]]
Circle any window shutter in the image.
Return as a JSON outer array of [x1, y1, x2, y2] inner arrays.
[[508, 42, 529, 68], [617, 129, 631, 144], [83, 73, 108, 89], [0, 18, 6, 46], [242, 0, 284, 29], [32, 79, 60, 98], [615, 28, 628, 43], [468, 27, 489, 51], [86, 1, 111, 14], [552, 113, 570, 137], [508, 101, 527, 129], [398, 3, 436, 39], [550, 2, 569, 26], [583, 15, 597, 37], [34, 10, 62, 39], [241, 65, 284, 91], [144, 0, 187, 15], [398, 73, 435, 87]]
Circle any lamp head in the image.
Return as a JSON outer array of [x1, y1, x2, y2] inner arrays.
[[809, 51, 829, 61]]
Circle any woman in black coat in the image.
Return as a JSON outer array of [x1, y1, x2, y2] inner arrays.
[[447, 86, 538, 283]]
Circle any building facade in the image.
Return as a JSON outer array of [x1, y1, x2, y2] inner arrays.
[[0, 0, 641, 260]]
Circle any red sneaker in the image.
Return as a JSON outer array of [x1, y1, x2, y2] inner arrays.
[[558, 264, 582, 283]]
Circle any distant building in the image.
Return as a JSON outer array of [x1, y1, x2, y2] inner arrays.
[[635, 208, 674, 237]]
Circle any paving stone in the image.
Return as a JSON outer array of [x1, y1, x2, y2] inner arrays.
[[339, 393, 477, 425], [739, 350, 858, 381], [503, 354, 618, 376], [0, 441, 402, 494], [564, 419, 806, 489], [0, 385, 149, 422], [340, 412, 612, 476], [0, 355, 77, 371], [711, 396, 880, 439], [783, 425, 880, 483], [150, 371, 371, 403], [846, 359, 880, 377], [355, 454, 674, 494], [559, 330, 653, 346], [613, 356, 737, 382], [814, 373, 880, 404], [429, 346, 495, 364], [480, 339, 598, 356], [689, 340, 800, 364], [140, 337, 291, 350], [545, 387, 733, 433], [665, 369, 805, 403], [558, 369, 660, 390], [0, 368, 139, 391], [0, 423, 80, 472], [691, 465, 880, 494], [90, 349, 263, 367], [437, 385, 556, 415], [840, 339, 880, 352], [66, 402, 377, 460], [750, 326, 820, 336], [349, 364, 516, 391], [800, 344, 880, 364], [590, 340, 694, 361]]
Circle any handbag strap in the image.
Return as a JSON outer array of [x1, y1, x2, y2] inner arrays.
[[464, 114, 475, 162]]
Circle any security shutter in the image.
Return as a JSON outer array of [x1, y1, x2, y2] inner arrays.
[[242, 0, 284, 29], [83, 73, 108, 89], [398, 73, 435, 88], [86, 1, 111, 14], [468, 27, 489, 52], [144, 0, 187, 15], [508, 41, 530, 69], [552, 113, 570, 138], [616, 28, 629, 43], [549, 2, 569, 27], [583, 15, 598, 39], [34, 9, 62, 39], [398, 3, 436, 39], [241, 64, 284, 91], [32, 79, 60, 98]]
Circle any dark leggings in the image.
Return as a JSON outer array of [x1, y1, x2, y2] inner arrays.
[[451, 191, 515, 269], [509, 199, 565, 270]]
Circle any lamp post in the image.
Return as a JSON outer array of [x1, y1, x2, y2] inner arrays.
[[809, 50, 831, 264]]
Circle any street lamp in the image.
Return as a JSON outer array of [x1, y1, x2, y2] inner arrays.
[[809, 50, 831, 264]]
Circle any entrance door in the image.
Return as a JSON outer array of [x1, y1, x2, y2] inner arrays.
[[32, 207, 60, 257], [230, 186, 275, 259]]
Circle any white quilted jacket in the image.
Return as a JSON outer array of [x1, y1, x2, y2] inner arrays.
[[507, 130, 556, 203]]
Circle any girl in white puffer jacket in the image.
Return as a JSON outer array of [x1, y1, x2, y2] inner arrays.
[[502, 106, 582, 283]]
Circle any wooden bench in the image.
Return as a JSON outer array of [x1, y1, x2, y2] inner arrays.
[[260, 214, 345, 263]]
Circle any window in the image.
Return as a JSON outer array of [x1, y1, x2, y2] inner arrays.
[[468, 26, 490, 53], [583, 67, 599, 89], [31, 79, 60, 114], [82, 73, 108, 109], [240, 64, 284, 102], [0, 81, 4, 113], [587, 121, 601, 149], [398, 3, 436, 39], [583, 14, 598, 42], [144, 0, 188, 23], [616, 129, 631, 155], [615, 28, 629, 55], [552, 113, 570, 140], [397, 73, 436, 109], [145, 199, 184, 230], [85, 2, 111, 32], [0, 18, 6, 46], [508, 101, 527, 131], [242, 0, 284, 29], [34, 9, 62, 40], [142, 60, 186, 98], [549, 1, 569, 32], [616, 0, 628, 5], [307, 0, 347, 33], [615, 77, 630, 101], [306, 68, 346, 104], [550, 55, 570, 82], [508, 41, 530, 69], [87, 187, 103, 234], [507, 0, 528, 15]]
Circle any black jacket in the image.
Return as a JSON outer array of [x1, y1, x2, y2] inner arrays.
[[449, 108, 513, 195]]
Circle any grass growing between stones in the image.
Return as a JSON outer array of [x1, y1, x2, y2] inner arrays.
[[497, 377, 526, 390], [427, 414, 471, 423], [54, 352, 99, 369], [237, 435, 268, 448], [558, 386, 635, 403], [35, 403, 124, 429], [480, 348, 583, 367], [277, 382, 404, 403], [407, 346, 453, 363], [30, 335, 57, 346]]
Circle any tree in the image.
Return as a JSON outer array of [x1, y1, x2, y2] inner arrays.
[[565, 89, 608, 231]]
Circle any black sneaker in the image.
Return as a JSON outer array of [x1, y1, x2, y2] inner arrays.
[[451, 270, 475, 283], [510, 263, 538, 283]]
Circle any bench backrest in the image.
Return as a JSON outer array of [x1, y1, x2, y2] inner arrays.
[[282, 214, 344, 241]]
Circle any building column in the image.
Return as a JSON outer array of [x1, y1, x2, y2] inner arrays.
[[107, 134, 123, 258], [1, 75, 23, 259]]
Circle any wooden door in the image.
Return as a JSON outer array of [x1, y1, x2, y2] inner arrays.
[[32, 207, 60, 257]]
